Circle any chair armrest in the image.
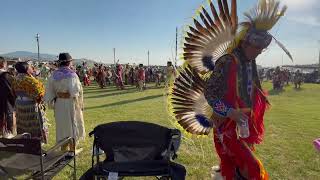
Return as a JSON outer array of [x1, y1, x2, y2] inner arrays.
[[12, 133, 31, 139], [46, 137, 74, 155], [89, 130, 95, 137], [170, 129, 181, 152], [162, 129, 181, 160]]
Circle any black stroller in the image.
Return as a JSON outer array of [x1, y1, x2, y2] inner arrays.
[[80, 121, 186, 180]]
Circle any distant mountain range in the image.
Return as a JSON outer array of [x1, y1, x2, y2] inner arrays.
[[1, 51, 57, 60], [0, 51, 98, 65]]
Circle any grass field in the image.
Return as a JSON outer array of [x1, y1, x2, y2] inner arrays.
[[42, 82, 320, 180]]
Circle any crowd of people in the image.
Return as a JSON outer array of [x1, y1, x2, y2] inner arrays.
[[0, 54, 178, 147], [75, 61, 176, 91], [0, 54, 85, 153], [19, 59, 177, 93], [259, 67, 305, 90], [1, 53, 312, 142]]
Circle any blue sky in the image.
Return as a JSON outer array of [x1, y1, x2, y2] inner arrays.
[[0, 0, 320, 66]]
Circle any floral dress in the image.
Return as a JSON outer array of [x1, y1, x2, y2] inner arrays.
[[13, 73, 48, 143]]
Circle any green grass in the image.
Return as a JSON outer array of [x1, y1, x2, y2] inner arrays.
[[35, 82, 320, 179]]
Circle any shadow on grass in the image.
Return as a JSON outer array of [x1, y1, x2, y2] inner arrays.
[[146, 85, 165, 90], [268, 89, 285, 96], [293, 87, 304, 91], [86, 88, 138, 99], [84, 86, 137, 94], [85, 94, 163, 110]]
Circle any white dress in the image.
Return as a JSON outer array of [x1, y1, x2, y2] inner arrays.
[[44, 73, 85, 143]]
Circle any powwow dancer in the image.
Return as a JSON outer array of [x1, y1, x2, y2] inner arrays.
[[0, 57, 15, 137], [97, 65, 106, 88], [165, 61, 176, 95], [167, 0, 292, 179], [82, 62, 91, 86], [116, 64, 125, 90], [155, 67, 162, 87], [137, 64, 146, 91], [293, 70, 303, 89], [13, 62, 49, 143]]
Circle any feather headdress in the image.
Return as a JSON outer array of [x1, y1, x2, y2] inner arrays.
[[234, 0, 293, 61]]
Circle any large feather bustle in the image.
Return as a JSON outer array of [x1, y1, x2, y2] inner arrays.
[[168, 65, 213, 135], [183, 0, 238, 74]]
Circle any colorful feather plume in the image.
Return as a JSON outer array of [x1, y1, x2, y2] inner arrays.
[[238, 0, 292, 61], [243, 0, 287, 31], [168, 65, 213, 135], [183, 0, 238, 74], [272, 35, 293, 61]]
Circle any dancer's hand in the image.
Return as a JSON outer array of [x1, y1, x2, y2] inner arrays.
[[227, 108, 248, 124]]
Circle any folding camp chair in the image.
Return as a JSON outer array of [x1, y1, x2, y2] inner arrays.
[[0, 136, 76, 180], [80, 121, 186, 180]]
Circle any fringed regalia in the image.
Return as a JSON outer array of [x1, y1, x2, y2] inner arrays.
[[13, 73, 48, 143], [167, 0, 292, 179], [45, 66, 85, 143], [0, 71, 15, 136]]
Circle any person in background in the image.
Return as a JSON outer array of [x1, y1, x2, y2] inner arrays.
[[105, 66, 112, 86], [165, 61, 176, 95], [13, 61, 48, 143], [294, 69, 303, 89], [155, 67, 162, 87], [138, 64, 146, 91], [82, 62, 91, 86], [97, 65, 106, 88], [0, 57, 16, 137], [129, 66, 135, 86], [124, 64, 130, 85], [45, 53, 85, 152], [116, 64, 125, 90], [272, 67, 282, 90]]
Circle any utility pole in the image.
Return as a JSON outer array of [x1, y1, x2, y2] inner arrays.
[[36, 33, 40, 61], [175, 27, 178, 67], [113, 48, 116, 65], [147, 50, 150, 66], [318, 40, 320, 78], [318, 49, 320, 76]]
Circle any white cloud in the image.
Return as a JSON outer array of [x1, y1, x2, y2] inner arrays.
[[281, 0, 320, 26], [281, 0, 317, 10], [287, 16, 320, 26]]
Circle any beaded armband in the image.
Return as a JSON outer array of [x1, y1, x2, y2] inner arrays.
[[212, 100, 231, 117]]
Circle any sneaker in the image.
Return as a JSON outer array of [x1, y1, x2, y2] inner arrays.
[[211, 165, 221, 172], [75, 148, 83, 155], [211, 165, 223, 180], [4, 133, 14, 139]]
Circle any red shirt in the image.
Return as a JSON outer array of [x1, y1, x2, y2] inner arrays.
[[138, 68, 145, 81]]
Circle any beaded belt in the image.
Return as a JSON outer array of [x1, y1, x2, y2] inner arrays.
[[17, 96, 33, 101], [57, 92, 71, 99]]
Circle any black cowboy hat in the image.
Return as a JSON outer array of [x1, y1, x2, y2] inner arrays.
[[56, 53, 72, 63]]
